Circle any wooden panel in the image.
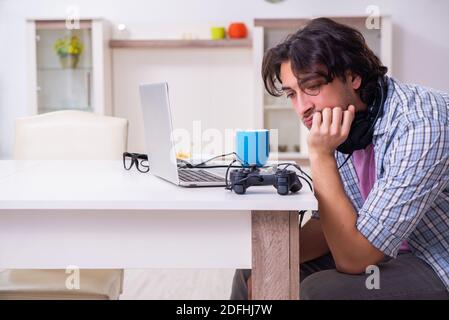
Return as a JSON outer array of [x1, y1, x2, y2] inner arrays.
[[254, 17, 370, 29], [35, 20, 92, 30], [251, 210, 299, 300], [109, 39, 252, 49], [289, 211, 300, 299], [254, 19, 309, 29], [327, 16, 367, 26]]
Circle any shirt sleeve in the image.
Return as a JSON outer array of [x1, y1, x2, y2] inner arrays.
[[357, 118, 449, 258]]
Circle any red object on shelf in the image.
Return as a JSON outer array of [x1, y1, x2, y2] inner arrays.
[[228, 22, 248, 39]]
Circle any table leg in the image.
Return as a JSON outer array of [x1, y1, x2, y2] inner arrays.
[[251, 210, 300, 300]]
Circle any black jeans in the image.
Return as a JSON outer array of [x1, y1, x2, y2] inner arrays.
[[230, 251, 448, 300]]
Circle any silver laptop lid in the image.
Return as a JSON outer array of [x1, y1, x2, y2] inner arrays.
[[139, 82, 180, 185]]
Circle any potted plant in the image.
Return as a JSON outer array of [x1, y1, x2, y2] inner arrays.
[[53, 35, 84, 68]]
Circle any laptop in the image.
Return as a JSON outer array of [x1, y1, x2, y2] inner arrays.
[[139, 82, 226, 187]]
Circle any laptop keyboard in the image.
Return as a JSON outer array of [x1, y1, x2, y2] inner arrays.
[[179, 169, 224, 182]]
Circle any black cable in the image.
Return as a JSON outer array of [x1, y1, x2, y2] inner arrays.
[[338, 154, 352, 170], [194, 165, 244, 169], [225, 159, 237, 190], [191, 152, 237, 168], [298, 175, 313, 192], [293, 164, 312, 182], [277, 162, 312, 182], [231, 175, 260, 187], [278, 155, 350, 173], [299, 210, 306, 228], [178, 152, 273, 170], [176, 158, 194, 168], [276, 162, 313, 192], [225, 165, 265, 191], [181, 152, 314, 193]]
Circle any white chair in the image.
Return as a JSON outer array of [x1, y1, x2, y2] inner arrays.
[[0, 110, 128, 300], [14, 110, 128, 160]]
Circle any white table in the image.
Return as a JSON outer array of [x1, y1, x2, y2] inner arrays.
[[0, 160, 317, 299]]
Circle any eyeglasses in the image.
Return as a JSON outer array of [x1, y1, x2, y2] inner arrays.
[[298, 73, 331, 96], [123, 152, 149, 173]]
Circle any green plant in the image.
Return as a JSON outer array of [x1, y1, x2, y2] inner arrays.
[[53, 35, 84, 57]]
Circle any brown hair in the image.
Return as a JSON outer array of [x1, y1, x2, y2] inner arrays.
[[262, 17, 388, 104]]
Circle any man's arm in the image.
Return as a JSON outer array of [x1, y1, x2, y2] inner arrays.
[[309, 153, 385, 274], [308, 107, 385, 274], [300, 218, 329, 263]]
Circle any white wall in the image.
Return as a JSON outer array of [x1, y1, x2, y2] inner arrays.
[[112, 48, 253, 154], [1, 0, 448, 158]]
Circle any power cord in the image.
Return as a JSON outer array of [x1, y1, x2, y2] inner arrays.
[[189, 151, 238, 167], [178, 152, 246, 169], [299, 210, 306, 228], [338, 154, 353, 170], [224, 159, 238, 190]]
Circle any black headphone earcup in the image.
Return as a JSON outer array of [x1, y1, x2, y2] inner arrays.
[[337, 112, 372, 154], [336, 76, 387, 155], [352, 117, 374, 148]]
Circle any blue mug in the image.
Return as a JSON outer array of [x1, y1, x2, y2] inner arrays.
[[235, 129, 269, 167]]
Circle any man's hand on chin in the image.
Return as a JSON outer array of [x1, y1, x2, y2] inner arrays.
[[307, 105, 355, 159]]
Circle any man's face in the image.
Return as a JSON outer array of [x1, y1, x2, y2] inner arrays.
[[279, 61, 362, 129]]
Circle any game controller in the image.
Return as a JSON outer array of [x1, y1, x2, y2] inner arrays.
[[229, 167, 302, 195]]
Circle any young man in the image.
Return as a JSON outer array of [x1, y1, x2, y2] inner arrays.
[[231, 18, 448, 300]]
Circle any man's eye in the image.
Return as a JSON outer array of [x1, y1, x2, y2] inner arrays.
[[286, 92, 295, 99], [305, 84, 320, 90]]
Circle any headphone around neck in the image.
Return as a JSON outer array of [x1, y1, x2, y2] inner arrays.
[[336, 75, 388, 155]]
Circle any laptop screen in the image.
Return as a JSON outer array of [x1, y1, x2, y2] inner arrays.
[[139, 82, 180, 184]]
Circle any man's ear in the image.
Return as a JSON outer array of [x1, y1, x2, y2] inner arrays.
[[350, 73, 362, 90]]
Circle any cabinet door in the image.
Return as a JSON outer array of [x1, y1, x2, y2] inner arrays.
[[35, 21, 93, 114]]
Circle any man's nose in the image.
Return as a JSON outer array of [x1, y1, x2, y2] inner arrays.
[[293, 93, 313, 118]]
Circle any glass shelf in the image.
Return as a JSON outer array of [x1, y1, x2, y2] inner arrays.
[[36, 25, 92, 114], [37, 67, 92, 71], [37, 68, 92, 112], [109, 39, 252, 48], [38, 106, 93, 114]]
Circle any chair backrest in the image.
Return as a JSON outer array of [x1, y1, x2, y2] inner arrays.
[[14, 110, 128, 160]]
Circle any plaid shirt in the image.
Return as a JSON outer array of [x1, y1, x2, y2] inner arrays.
[[313, 77, 449, 290]]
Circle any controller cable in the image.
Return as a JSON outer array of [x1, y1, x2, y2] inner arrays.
[[177, 152, 316, 195], [299, 210, 306, 228], [275, 163, 313, 192]]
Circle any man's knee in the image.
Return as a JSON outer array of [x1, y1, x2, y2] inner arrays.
[[301, 271, 326, 300], [230, 269, 251, 300], [300, 269, 363, 300]]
